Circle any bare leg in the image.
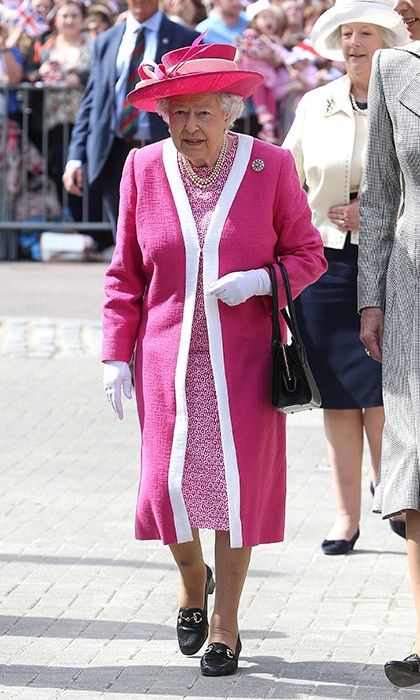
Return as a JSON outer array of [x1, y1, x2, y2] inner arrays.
[[208, 530, 252, 652], [323, 408, 364, 540], [406, 510, 420, 654], [169, 529, 207, 608]]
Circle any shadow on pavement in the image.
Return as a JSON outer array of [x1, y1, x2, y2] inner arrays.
[[0, 553, 286, 576], [341, 548, 407, 557], [0, 658, 397, 698], [0, 616, 285, 641]]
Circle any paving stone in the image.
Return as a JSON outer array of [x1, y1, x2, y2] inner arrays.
[[0, 318, 101, 358], [0, 262, 415, 699]]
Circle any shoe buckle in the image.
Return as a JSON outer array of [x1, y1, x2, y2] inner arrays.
[[205, 643, 233, 657], [178, 610, 202, 624]]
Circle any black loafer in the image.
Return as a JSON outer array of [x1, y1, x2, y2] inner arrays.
[[200, 636, 241, 676], [385, 654, 420, 687], [177, 564, 215, 656], [321, 529, 359, 555]]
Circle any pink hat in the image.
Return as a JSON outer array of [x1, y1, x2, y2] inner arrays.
[[126, 34, 263, 113]]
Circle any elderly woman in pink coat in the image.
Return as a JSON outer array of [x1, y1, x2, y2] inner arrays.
[[102, 37, 327, 676]]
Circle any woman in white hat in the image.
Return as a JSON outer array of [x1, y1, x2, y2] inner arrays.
[[283, 0, 407, 555]]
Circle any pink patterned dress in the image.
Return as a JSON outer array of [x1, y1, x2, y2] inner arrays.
[[178, 134, 239, 531]]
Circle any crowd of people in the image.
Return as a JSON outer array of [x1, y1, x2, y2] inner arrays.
[[0, 0, 343, 259], [0, 0, 343, 146]]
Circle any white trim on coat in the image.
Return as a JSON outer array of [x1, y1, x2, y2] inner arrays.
[[162, 138, 199, 544], [162, 133, 253, 548], [203, 133, 253, 548]]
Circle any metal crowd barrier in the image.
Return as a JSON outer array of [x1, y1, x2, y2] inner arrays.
[[0, 81, 111, 261], [0, 81, 256, 260]]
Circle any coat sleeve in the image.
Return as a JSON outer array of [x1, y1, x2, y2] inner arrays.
[[272, 148, 327, 309], [358, 49, 401, 311], [102, 150, 146, 362], [66, 36, 100, 163]]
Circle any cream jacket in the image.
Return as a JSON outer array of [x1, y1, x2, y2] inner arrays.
[[283, 74, 363, 249]]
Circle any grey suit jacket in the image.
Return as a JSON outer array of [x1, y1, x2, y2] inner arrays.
[[358, 43, 420, 516], [358, 42, 420, 311]]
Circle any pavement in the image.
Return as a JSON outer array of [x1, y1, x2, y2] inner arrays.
[[0, 261, 417, 699]]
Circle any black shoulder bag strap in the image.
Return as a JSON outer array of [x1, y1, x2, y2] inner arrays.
[[268, 263, 281, 346]]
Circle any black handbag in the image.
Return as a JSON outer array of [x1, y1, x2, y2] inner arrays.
[[268, 262, 321, 413]]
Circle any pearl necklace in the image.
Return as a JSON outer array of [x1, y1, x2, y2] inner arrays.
[[180, 133, 230, 190], [350, 92, 368, 115]]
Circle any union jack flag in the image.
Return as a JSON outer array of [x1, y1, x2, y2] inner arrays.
[[16, 1, 50, 37]]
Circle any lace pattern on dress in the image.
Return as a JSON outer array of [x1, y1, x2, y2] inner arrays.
[[179, 134, 239, 531]]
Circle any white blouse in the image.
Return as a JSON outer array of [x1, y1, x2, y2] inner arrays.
[[283, 74, 367, 249]]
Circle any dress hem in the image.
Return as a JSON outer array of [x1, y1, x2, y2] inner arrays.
[[373, 506, 419, 519], [135, 530, 285, 548]]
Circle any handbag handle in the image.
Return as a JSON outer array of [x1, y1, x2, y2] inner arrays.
[[268, 263, 281, 345], [268, 262, 307, 358]]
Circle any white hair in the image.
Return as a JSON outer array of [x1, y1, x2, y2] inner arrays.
[[156, 93, 245, 129]]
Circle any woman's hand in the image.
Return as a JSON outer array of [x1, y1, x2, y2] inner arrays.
[[208, 268, 271, 306], [66, 71, 81, 88], [328, 199, 360, 232], [39, 60, 63, 84], [103, 361, 132, 420], [360, 307, 384, 363], [256, 36, 275, 61]]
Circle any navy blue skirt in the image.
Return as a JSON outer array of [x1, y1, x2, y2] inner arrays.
[[294, 235, 383, 409]]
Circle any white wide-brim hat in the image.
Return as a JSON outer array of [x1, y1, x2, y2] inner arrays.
[[310, 0, 408, 61]]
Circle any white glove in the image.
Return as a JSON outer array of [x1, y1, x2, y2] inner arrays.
[[103, 360, 132, 420], [208, 268, 271, 306]]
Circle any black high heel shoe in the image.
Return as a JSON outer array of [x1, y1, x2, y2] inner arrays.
[[370, 483, 406, 538], [385, 654, 420, 687], [200, 636, 242, 676], [177, 564, 215, 656], [370, 482, 406, 538], [321, 529, 359, 555], [389, 518, 406, 539]]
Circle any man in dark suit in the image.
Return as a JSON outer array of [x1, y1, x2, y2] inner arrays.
[[63, 0, 198, 237]]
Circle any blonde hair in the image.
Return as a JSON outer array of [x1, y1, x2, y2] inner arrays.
[[250, 6, 287, 35], [337, 23, 396, 48]]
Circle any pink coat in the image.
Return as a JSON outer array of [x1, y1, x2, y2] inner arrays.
[[102, 134, 327, 548]]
